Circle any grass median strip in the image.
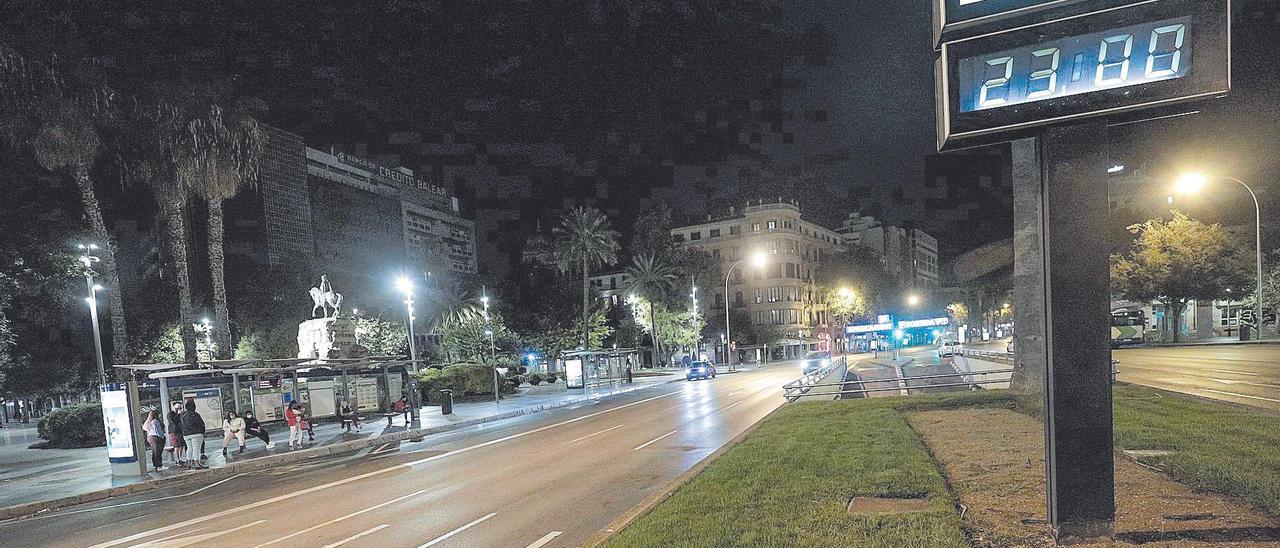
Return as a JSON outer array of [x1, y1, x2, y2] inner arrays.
[[1112, 383, 1280, 515], [603, 399, 969, 547]]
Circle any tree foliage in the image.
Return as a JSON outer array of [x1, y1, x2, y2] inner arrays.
[[552, 206, 620, 344], [816, 246, 900, 316], [438, 312, 516, 364], [354, 315, 408, 357], [1112, 212, 1252, 341]]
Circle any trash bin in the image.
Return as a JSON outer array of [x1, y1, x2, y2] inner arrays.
[[1241, 324, 1253, 341], [440, 389, 454, 415]]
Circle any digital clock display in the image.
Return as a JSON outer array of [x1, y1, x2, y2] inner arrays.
[[959, 17, 1192, 112], [934, 0, 1230, 150]]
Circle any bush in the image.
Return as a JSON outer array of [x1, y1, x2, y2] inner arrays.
[[528, 373, 544, 386], [543, 374, 558, 384], [415, 363, 507, 401], [36, 404, 106, 449]]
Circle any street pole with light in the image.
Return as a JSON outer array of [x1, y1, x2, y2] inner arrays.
[[724, 252, 767, 370], [482, 287, 499, 404], [394, 276, 422, 423], [690, 282, 698, 359], [1175, 173, 1265, 339], [78, 244, 107, 387]]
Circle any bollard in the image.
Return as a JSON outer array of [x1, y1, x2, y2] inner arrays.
[[440, 389, 454, 415]]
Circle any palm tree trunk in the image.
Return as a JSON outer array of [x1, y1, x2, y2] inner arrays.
[[650, 301, 660, 367], [207, 200, 233, 359], [73, 164, 130, 366], [581, 257, 589, 347], [164, 203, 200, 366]]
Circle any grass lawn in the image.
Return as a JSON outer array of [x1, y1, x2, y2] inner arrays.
[[1112, 383, 1280, 515], [603, 398, 972, 548]]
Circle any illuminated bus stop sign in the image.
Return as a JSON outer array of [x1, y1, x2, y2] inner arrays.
[[935, 0, 1230, 149]]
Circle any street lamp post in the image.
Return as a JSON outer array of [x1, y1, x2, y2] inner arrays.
[[395, 276, 422, 423], [78, 245, 107, 387], [482, 287, 499, 404], [690, 283, 698, 359], [724, 252, 767, 371], [1175, 174, 1265, 339]]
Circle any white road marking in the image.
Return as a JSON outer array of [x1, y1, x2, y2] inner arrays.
[[717, 400, 745, 412], [124, 528, 208, 546], [253, 490, 425, 547], [324, 524, 390, 548], [130, 520, 265, 548], [93, 391, 679, 548], [28, 474, 245, 520], [565, 424, 624, 444], [526, 531, 563, 548], [1199, 388, 1280, 404], [633, 430, 678, 451], [1206, 369, 1260, 376], [1210, 378, 1280, 388], [419, 512, 497, 547], [726, 390, 744, 397]]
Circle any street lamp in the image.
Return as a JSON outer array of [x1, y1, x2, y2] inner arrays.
[[724, 251, 767, 370], [395, 276, 422, 423], [906, 293, 922, 307], [1174, 173, 1265, 339], [77, 244, 107, 387], [482, 286, 499, 404]]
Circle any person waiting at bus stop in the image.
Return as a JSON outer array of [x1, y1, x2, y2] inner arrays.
[[221, 411, 247, 456], [242, 411, 274, 448]]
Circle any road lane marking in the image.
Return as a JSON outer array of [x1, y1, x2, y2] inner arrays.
[[28, 474, 245, 520], [324, 524, 390, 548], [526, 531, 563, 548], [566, 424, 624, 444], [419, 512, 497, 547], [633, 430, 678, 451], [1199, 388, 1280, 404], [1206, 369, 1260, 376], [717, 400, 745, 412], [1210, 378, 1280, 388], [93, 391, 679, 548], [124, 528, 208, 546], [253, 490, 425, 547], [131, 520, 265, 548]]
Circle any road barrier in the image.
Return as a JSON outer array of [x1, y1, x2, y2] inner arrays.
[[781, 357, 848, 402], [783, 351, 1015, 400]]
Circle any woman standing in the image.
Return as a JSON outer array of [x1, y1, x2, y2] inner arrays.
[[179, 400, 207, 469], [285, 401, 303, 449], [166, 401, 185, 467], [143, 410, 167, 472]]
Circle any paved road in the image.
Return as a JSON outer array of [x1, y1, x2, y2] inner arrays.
[[0, 365, 799, 548], [1114, 345, 1280, 411]]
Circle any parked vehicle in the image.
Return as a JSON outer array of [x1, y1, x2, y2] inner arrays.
[[800, 351, 832, 375], [686, 361, 717, 381]]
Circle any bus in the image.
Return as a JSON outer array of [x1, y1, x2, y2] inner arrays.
[[1110, 310, 1145, 347]]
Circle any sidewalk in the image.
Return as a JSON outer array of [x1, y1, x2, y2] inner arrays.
[[0, 372, 683, 517], [1143, 336, 1280, 347]]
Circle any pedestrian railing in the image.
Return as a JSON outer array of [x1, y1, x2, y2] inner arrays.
[[958, 348, 1014, 364], [781, 356, 848, 402]]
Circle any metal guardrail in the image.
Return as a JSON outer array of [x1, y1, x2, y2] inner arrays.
[[781, 357, 847, 402], [958, 348, 1014, 364]]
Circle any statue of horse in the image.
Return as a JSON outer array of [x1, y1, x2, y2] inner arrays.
[[309, 275, 344, 318]]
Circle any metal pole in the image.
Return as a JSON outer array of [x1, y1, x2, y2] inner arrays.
[[231, 373, 241, 415], [1226, 177, 1265, 340], [86, 281, 107, 387], [724, 260, 741, 370], [405, 296, 421, 422]]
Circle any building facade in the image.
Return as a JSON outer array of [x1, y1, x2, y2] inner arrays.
[[671, 201, 845, 359], [228, 126, 477, 309], [835, 212, 940, 288]]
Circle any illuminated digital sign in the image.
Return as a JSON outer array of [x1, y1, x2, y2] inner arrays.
[[933, 0, 1137, 47], [936, 0, 1230, 149]]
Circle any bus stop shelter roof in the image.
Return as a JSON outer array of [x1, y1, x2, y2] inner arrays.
[[131, 356, 415, 380]]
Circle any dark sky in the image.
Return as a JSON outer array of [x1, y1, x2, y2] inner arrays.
[[785, 0, 938, 206]]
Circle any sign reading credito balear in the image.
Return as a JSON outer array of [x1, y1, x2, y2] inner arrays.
[[335, 152, 450, 203]]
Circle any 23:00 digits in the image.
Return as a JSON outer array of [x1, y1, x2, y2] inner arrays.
[[959, 16, 1192, 113]]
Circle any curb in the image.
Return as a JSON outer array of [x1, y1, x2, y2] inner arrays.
[[1137, 339, 1280, 348], [0, 378, 682, 522], [583, 403, 784, 547]]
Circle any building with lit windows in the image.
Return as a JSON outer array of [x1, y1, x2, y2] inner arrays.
[[671, 200, 845, 360]]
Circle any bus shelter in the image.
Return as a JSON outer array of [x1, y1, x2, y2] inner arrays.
[[114, 357, 419, 430], [560, 349, 643, 390]]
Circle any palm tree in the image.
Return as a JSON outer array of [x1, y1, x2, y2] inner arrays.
[[191, 102, 265, 358], [424, 276, 481, 331], [0, 50, 131, 366], [624, 253, 676, 366], [552, 206, 620, 346]]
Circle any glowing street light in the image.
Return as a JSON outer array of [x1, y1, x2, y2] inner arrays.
[[77, 244, 107, 386], [906, 294, 922, 307], [394, 275, 421, 422], [1174, 172, 1264, 338], [724, 251, 768, 370]]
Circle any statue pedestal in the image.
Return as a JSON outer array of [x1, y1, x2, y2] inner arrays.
[[298, 317, 368, 360]]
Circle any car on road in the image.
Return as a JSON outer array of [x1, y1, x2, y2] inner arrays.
[[939, 340, 961, 358], [686, 361, 717, 381], [800, 351, 832, 375]]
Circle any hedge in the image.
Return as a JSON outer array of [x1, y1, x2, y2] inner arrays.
[[36, 403, 106, 449]]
